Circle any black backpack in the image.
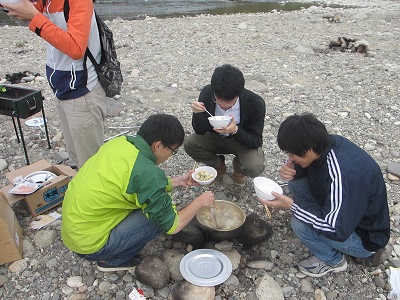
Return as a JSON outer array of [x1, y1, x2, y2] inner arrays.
[[46, 0, 123, 97], [86, 10, 123, 98]]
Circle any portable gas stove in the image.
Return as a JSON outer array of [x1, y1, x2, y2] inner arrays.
[[0, 84, 51, 165]]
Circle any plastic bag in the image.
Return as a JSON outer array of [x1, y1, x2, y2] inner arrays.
[[9, 175, 42, 195], [388, 266, 400, 299]]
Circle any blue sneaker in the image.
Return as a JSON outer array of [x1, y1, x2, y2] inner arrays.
[[298, 255, 347, 277]]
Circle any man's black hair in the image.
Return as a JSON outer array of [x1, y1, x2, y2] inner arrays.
[[277, 113, 332, 157], [211, 64, 245, 101], [138, 114, 185, 148]]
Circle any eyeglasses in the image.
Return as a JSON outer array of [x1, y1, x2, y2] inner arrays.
[[213, 95, 238, 109], [165, 145, 178, 155]]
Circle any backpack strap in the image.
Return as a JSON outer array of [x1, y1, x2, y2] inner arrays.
[[63, 0, 70, 22], [63, 0, 95, 87]]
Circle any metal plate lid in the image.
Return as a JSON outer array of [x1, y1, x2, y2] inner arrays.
[[179, 249, 232, 286]]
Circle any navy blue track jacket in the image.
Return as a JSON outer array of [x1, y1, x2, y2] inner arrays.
[[290, 135, 390, 252]]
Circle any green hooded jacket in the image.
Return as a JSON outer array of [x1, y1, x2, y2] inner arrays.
[[61, 135, 178, 254]]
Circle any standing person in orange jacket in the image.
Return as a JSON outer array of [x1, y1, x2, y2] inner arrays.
[[3, 0, 107, 169]]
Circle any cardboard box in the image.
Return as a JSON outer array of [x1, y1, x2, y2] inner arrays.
[[1, 159, 76, 217], [0, 192, 23, 265]]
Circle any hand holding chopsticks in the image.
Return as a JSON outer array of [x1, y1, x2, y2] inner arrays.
[[189, 101, 213, 117]]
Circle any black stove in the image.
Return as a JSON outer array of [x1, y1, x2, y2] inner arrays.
[[0, 84, 51, 164]]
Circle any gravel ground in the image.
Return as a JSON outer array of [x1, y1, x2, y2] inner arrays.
[[0, 0, 400, 299]]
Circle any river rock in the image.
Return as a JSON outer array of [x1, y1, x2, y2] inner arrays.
[[33, 230, 58, 248], [0, 158, 8, 171], [162, 248, 185, 281], [8, 259, 28, 274], [135, 256, 169, 289], [255, 274, 284, 300], [236, 213, 273, 247], [170, 280, 215, 300]]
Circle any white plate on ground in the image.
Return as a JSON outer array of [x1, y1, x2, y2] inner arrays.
[[25, 118, 47, 127], [24, 171, 57, 183], [179, 249, 232, 286]]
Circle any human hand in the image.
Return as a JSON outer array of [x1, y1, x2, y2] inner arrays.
[[3, 0, 39, 20], [172, 170, 200, 188], [213, 115, 238, 135], [190, 101, 207, 113], [279, 159, 296, 181], [257, 192, 293, 209], [197, 190, 215, 207]]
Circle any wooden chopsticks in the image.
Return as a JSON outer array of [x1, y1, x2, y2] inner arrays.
[[263, 204, 272, 219], [187, 161, 197, 188]]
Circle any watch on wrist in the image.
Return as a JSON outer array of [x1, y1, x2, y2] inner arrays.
[[230, 127, 238, 135]]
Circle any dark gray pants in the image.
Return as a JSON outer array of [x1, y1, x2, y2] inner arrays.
[[183, 132, 265, 177]]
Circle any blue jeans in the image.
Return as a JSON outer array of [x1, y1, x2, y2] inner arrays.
[[77, 210, 162, 266], [289, 178, 375, 265]]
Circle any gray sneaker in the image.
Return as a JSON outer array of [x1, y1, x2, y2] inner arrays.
[[298, 255, 347, 277]]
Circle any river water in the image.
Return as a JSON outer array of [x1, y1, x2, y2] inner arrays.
[[0, 0, 319, 26]]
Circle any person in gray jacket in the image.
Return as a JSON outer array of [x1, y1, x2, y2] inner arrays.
[[184, 64, 266, 186]]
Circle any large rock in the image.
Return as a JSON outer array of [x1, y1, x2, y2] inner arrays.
[[221, 248, 242, 271], [170, 280, 215, 300], [33, 230, 58, 248], [256, 274, 284, 300], [236, 213, 273, 247], [162, 248, 186, 281], [135, 256, 169, 289], [8, 259, 28, 274], [172, 219, 205, 248]]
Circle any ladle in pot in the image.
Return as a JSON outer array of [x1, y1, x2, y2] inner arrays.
[[210, 205, 220, 228]]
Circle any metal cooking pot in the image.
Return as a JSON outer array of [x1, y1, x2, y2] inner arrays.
[[196, 200, 246, 242]]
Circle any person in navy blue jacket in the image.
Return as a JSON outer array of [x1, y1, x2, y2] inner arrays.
[[260, 113, 390, 277]]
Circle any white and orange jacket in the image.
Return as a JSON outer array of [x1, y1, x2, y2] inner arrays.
[[29, 0, 101, 100]]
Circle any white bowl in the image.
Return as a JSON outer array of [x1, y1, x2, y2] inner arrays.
[[191, 166, 217, 186], [253, 177, 283, 201], [208, 116, 232, 129]]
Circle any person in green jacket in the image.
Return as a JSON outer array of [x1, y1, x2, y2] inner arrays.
[[61, 114, 215, 272]]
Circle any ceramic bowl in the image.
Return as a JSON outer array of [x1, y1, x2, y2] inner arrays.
[[208, 116, 232, 129], [253, 177, 283, 201], [191, 166, 217, 186]]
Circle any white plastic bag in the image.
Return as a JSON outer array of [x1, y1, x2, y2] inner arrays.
[[388, 266, 400, 299]]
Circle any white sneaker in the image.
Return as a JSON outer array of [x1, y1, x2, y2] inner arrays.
[[298, 255, 347, 277]]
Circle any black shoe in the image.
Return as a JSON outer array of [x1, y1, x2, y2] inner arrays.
[[352, 243, 393, 267], [97, 255, 142, 272]]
